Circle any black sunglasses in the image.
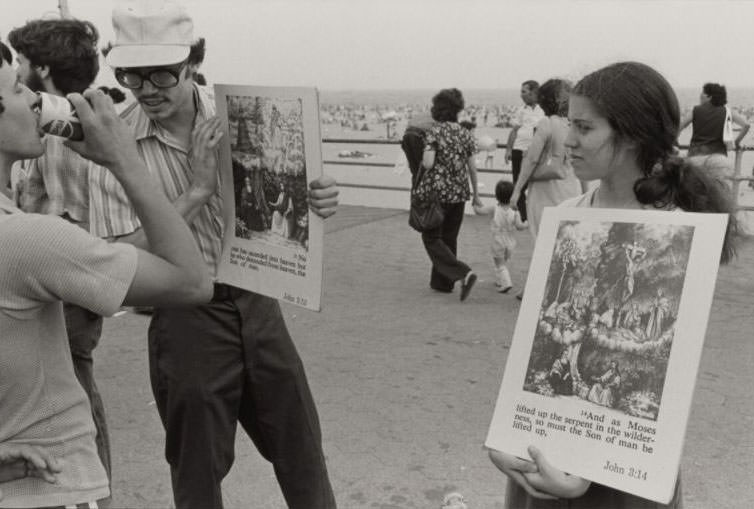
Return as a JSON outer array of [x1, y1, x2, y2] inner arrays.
[[114, 61, 188, 90]]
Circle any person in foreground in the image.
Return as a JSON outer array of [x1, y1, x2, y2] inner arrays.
[[8, 17, 115, 483], [0, 42, 214, 508], [90, 2, 339, 507], [489, 61, 736, 508]]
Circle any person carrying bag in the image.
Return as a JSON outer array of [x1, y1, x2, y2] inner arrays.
[[411, 89, 482, 301], [409, 160, 445, 232]]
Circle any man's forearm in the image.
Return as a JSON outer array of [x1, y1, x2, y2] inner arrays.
[[505, 128, 519, 153], [736, 125, 750, 147]]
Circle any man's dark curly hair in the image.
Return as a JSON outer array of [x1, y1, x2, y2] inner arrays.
[[431, 88, 465, 122], [188, 37, 206, 67], [8, 19, 99, 94]]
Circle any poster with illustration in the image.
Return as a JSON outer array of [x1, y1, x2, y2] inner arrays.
[[215, 85, 323, 311], [485, 207, 728, 503]]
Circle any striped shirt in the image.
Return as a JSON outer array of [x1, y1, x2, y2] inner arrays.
[[15, 135, 90, 226], [88, 84, 224, 275]]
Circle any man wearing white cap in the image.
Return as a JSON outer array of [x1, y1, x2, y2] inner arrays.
[[90, 1, 338, 508]]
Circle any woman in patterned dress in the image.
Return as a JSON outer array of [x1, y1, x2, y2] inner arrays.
[[416, 88, 483, 301]]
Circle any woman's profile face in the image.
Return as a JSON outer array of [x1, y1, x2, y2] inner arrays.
[[565, 95, 628, 182]]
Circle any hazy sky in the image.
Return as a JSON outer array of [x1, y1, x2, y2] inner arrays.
[[3, 0, 754, 90]]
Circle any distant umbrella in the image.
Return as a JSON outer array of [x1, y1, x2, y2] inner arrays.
[[477, 135, 497, 152]]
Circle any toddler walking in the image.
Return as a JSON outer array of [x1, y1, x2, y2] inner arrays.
[[474, 180, 527, 293]]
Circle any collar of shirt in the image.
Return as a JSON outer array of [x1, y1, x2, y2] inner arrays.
[[522, 103, 543, 115], [125, 83, 214, 152]]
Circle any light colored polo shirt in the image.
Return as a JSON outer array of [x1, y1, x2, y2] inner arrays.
[[88, 84, 223, 275], [511, 103, 545, 151], [0, 194, 137, 508]]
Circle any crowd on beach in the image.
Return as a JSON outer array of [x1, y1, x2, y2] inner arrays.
[[322, 97, 754, 144], [0, 1, 745, 509], [322, 103, 516, 135]]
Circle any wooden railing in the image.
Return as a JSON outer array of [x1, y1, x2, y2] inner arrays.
[[322, 138, 754, 212]]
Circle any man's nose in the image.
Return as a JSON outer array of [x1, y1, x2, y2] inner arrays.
[[564, 128, 577, 149], [139, 79, 158, 94]]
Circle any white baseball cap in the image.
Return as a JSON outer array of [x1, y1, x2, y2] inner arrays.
[[106, 0, 193, 68]]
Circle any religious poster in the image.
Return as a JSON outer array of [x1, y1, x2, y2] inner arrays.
[[485, 207, 728, 503], [215, 85, 324, 311]]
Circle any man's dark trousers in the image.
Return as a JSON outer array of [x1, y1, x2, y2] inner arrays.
[[64, 303, 110, 481], [148, 286, 336, 509], [511, 149, 528, 222]]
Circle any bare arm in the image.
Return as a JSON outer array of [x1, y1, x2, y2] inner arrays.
[[510, 119, 548, 209], [422, 147, 436, 170], [732, 111, 751, 148], [505, 126, 520, 162], [65, 89, 214, 306], [468, 155, 482, 208]]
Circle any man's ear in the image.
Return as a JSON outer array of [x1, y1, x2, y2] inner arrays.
[[34, 65, 51, 80], [186, 63, 199, 79]]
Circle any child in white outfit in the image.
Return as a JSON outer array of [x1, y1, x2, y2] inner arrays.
[[474, 180, 527, 292]]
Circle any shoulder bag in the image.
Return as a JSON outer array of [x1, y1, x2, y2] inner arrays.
[[408, 161, 444, 232], [529, 117, 568, 181]]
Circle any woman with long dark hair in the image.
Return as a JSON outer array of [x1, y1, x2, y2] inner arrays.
[[490, 61, 736, 508], [416, 88, 483, 301]]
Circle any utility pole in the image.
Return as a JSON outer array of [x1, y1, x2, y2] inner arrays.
[[59, 0, 72, 19]]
